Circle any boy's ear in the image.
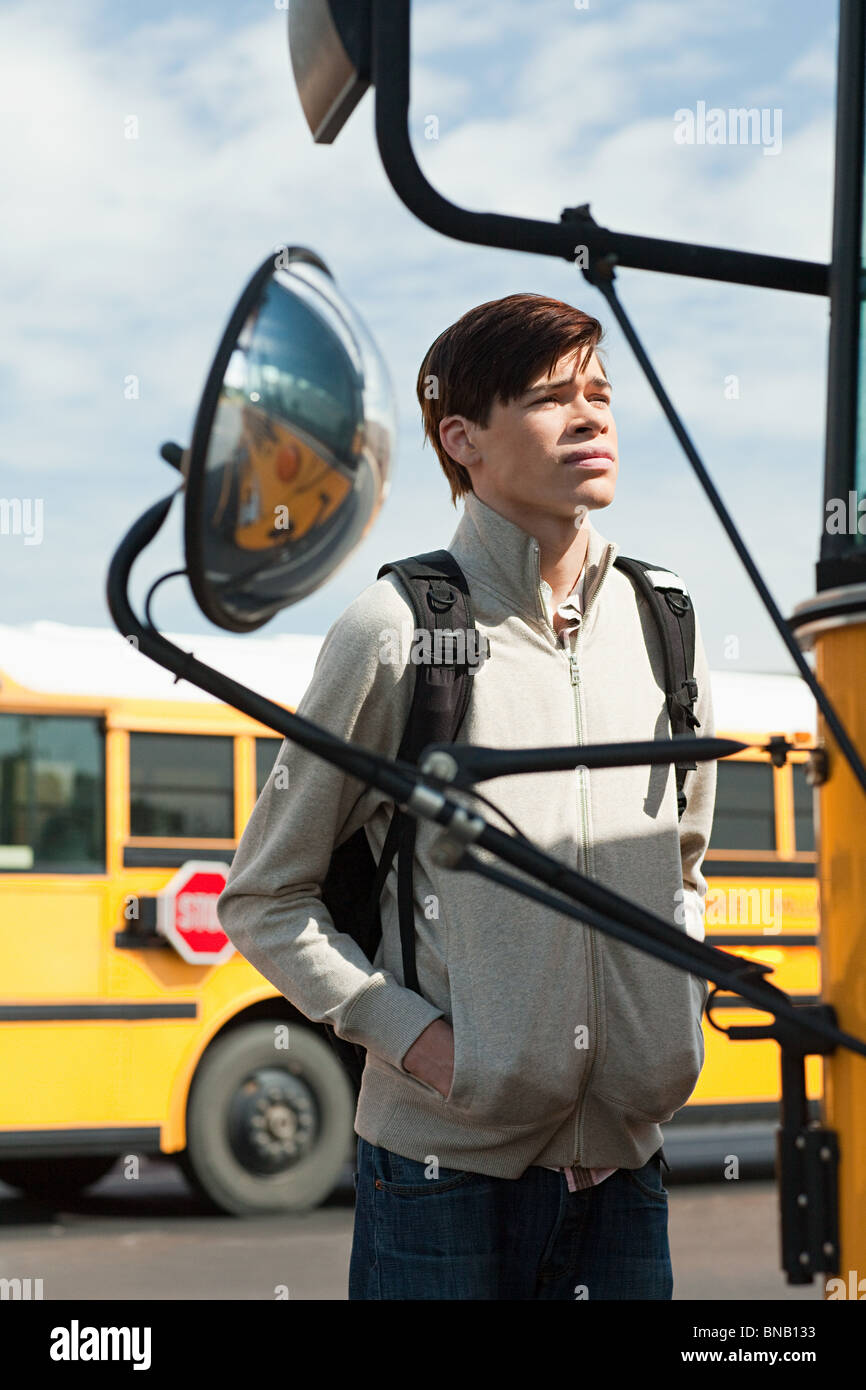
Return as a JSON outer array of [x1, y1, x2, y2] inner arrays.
[[439, 415, 477, 467]]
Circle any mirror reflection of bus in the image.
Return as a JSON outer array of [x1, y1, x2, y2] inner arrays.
[[184, 248, 395, 633], [226, 404, 352, 552]]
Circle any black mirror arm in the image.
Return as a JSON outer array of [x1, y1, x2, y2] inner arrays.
[[106, 492, 415, 803], [159, 441, 185, 471], [369, 1, 827, 297]]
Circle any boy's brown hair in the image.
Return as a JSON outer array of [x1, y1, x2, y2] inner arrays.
[[415, 292, 607, 507]]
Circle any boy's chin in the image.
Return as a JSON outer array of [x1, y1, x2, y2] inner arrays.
[[571, 482, 616, 510]]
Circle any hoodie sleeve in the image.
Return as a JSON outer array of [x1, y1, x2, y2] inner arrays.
[[216, 579, 446, 1071], [677, 606, 717, 960]]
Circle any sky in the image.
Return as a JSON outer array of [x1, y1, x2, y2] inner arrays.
[[0, 0, 840, 677]]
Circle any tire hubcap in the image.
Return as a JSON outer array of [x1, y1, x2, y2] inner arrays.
[[227, 1066, 318, 1175]]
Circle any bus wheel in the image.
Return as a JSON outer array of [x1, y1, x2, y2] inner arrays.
[[0, 1154, 117, 1200], [179, 1021, 355, 1216]]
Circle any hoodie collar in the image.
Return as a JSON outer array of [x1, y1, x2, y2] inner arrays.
[[446, 489, 618, 629]]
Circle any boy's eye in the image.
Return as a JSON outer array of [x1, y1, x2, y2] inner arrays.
[[533, 394, 611, 406]]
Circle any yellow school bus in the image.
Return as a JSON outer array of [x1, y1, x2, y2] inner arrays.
[[666, 669, 821, 1170], [0, 620, 353, 1215], [0, 622, 819, 1209]]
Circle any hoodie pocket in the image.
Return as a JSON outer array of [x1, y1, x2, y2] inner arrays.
[[590, 952, 707, 1123], [439, 916, 594, 1130], [443, 1003, 473, 1109]]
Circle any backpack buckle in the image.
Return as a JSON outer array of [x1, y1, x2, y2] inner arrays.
[[665, 589, 692, 617], [668, 681, 701, 732], [426, 579, 459, 614]]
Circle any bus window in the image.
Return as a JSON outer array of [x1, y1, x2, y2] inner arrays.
[[792, 763, 816, 852], [255, 737, 283, 796], [129, 733, 234, 838], [708, 759, 776, 852], [0, 713, 105, 872]]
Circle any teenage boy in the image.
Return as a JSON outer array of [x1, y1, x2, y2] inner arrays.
[[217, 292, 716, 1301]]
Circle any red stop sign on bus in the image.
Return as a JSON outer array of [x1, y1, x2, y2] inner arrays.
[[156, 861, 235, 965]]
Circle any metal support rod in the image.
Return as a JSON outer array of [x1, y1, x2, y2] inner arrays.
[[818, 0, 866, 588], [584, 257, 866, 807]]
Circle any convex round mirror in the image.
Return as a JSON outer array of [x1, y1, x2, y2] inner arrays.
[[185, 246, 395, 631]]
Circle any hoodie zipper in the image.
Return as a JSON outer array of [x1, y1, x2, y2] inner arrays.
[[553, 546, 615, 1168], [535, 540, 615, 1169], [573, 546, 618, 1164], [568, 632, 599, 1167]]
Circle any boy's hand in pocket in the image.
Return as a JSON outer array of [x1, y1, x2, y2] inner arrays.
[[402, 1019, 455, 1097]]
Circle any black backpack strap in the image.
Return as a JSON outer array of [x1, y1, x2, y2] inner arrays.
[[613, 556, 700, 821], [372, 550, 485, 992]]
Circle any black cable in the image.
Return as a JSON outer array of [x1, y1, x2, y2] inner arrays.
[[144, 569, 188, 631], [433, 782, 537, 847], [351, 763, 538, 848]]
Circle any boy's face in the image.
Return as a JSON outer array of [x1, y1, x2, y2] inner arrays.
[[442, 347, 618, 525]]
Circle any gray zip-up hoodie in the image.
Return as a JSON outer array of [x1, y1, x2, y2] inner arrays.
[[216, 490, 717, 1178]]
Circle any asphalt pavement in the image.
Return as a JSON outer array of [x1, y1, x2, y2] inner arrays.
[[0, 1156, 828, 1302]]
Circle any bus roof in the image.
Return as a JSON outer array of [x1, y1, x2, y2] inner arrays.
[[0, 622, 817, 733], [0, 621, 325, 709], [708, 667, 816, 735]]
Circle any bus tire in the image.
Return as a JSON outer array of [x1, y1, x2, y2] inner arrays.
[[180, 1020, 355, 1216], [0, 1154, 117, 1200]]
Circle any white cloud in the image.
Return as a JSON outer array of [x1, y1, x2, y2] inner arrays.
[[786, 40, 836, 90]]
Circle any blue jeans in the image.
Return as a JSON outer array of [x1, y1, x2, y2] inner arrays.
[[349, 1136, 673, 1300]]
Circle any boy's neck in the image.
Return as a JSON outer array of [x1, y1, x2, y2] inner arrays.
[[470, 487, 592, 606], [537, 525, 590, 609]]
